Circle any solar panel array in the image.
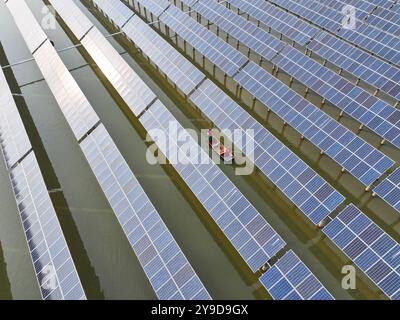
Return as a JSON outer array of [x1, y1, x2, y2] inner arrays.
[[224, 0, 319, 46], [259, 250, 334, 300], [190, 80, 344, 224], [269, 0, 400, 66], [80, 124, 211, 300], [272, 46, 400, 148], [10, 0, 210, 300], [307, 32, 400, 101], [184, 0, 286, 61], [9, 152, 86, 300], [92, 0, 135, 28], [96, 0, 345, 225], [234, 62, 394, 187], [323, 205, 400, 300], [0, 68, 32, 169], [0, 59, 85, 300], [373, 169, 400, 213], [52, 0, 287, 273], [139, 100, 287, 271]]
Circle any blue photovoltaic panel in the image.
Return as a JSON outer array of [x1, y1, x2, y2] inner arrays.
[[135, 0, 248, 77], [272, 46, 400, 148], [259, 250, 334, 300], [9, 152, 86, 300], [189, 80, 344, 224], [0, 67, 32, 169], [183, 0, 286, 61], [307, 32, 400, 101], [140, 100, 287, 272], [365, 6, 400, 36], [80, 124, 211, 300], [92, 0, 135, 28], [323, 205, 400, 300], [373, 168, 400, 213], [224, 0, 319, 46], [49, 0, 157, 117], [234, 62, 394, 186], [136, 0, 170, 17], [122, 16, 206, 95]]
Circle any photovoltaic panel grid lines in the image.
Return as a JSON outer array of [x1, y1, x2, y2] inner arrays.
[[80, 124, 211, 300], [373, 169, 400, 213], [9, 152, 86, 300], [0, 68, 32, 169], [139, 100, 287, 271], [259, 250, 334, 300], [323, 205, 400, 300]]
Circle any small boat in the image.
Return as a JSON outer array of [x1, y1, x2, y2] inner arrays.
[[207, 129, 234, 163]]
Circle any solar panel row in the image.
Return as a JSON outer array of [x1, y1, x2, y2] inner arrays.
[[80, 124, 211, 300], [10, 0, 210, 300], [97, 0, 345, 225], [52, 0, 287, 272], [223, 0, 319, 46], [272, 46, 400, 148], [259, 250, 334, 300], [0, 60, 85, 300], [0, 68, 32, 169], [234, 62, 394, 187], [367, 6, 400, 36], [8, 152, 86, 300], [133, 0, 395, 187], [323, 205, 400, 300], [140, 100, 287, 271], [373, 168, 400, 213]]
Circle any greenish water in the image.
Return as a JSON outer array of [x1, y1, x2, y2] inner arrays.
[[0, 0, 398, 300]]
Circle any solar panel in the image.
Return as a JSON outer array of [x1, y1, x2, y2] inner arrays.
[[91, 0, 135, 28], [121, 15, 206, 95], [5, 0, 47, 53], [0, 68, 32, 169], [139, 100, 287, 272], [234, 62, 394, 187], [190, 80, 344, 224], [323, 204, 400, 300], [80, 124, 211, 300], [48, 0, 157, 117], [307, 32, 400, 101], [224, 0, 320, 46], [9, 152, 86, 300], [272, 46, 400, 149], [135, 0, 170, 17], [259, 250, 334, 300], [135, 0, 248, 77], [183, 0, 286, 61], [373, 168, 400, 213]]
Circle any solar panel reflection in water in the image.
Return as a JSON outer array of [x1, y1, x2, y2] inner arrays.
[[323, 205, 400, 299], [80, 124, 211, 300], [259, 250, 334, 300], [9, 152, 86, 300]]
